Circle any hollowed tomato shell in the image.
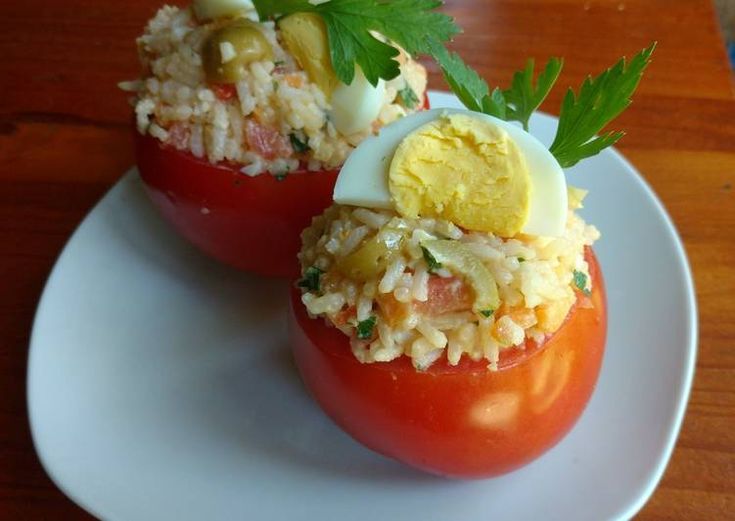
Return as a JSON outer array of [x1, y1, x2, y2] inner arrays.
[[289, 248, 607, 478], [134, 131, 337, 278], [133, 98, 430, 278]]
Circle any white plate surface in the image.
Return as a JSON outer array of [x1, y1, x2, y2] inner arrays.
[[28, 92, 697, 521]]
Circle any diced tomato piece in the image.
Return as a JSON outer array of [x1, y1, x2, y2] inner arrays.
[[166, 122, 190, 150], [414, 276, 473, 316], [333, 306, 356, 327], [245, 120, 293, 160], [212, 83, 238, 101], [284, 74, 304, 88], [376, 294, 411, 328]]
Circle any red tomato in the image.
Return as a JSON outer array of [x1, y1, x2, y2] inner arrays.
[[211, 83, 237, 101], [134, 97, 430, 277], [289, 249, 607, 478], [415, 276, 472, 315], [134, 131, 338, 277]]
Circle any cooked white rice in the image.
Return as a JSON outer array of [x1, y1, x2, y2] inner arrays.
[[123, 5, 428, 176], [298, 205, 600, 370]]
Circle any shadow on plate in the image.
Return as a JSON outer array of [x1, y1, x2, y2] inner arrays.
[[199, 339, 441, 484], [99, 172, 441, 485]]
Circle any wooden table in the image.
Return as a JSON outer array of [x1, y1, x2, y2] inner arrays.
[[1, 0, 733, 518]]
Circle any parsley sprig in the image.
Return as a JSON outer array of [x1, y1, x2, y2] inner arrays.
[[549, 43, 656, 167], [503, 58, 563, 131], [432, 45, 505, 118], [438, 43, 655, 168], [253, 0, 460, 86]]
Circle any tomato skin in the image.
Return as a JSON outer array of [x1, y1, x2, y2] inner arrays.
[[134, 96, 430, 277], [289, 249, 607, 478], [134, 131, 338, 277]]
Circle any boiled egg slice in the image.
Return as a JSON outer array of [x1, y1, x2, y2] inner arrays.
[[193, 0, 255, 21], [333, 108, 568, 237], [330, 68, 386, 136]]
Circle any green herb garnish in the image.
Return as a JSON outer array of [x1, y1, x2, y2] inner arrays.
[[573, 270, 591, 295], [479, 309, 494, 318], [253, 0, 460, 86], [356, 315, 377, 340], [518, 257, 525, 263], [298, 266, 323, 291], [436, 43, 655, 167], [289, 133, 309, 153], [275, 172, 288, 181], [421, 246, 443, 272], [503, 58, 563, 131], [549, 43, 656, 168], [398, 85, 420, 109], [432, 44, 504, 117]]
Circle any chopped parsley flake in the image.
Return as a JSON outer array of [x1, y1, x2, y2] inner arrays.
[[275, 172, 288, 181], [479, 309, 494, 318], [398, 85, 420, 109], [573, 270, 591, 295], [421, 246, 443, 273], [298, 266, 323, 292], [356, 316, 377, 340], [289, 133, 310, 153]]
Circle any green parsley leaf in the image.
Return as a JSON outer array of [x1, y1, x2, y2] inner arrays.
[[275, 172, 288, 181], [433, 45, 489, 112], [254, 0, 460, 86], [398, 85, 420, 109], [432, 44, 507, 119], [289, 133, 309, 153], [549, 43, 656, 168], [356, 315, 377, 340], [503, 57, 563, 131], [421, 246, 443, 272], [517, 257, 525, 263], [482, 87, 507, 120], [298, 266, 323, 292], [479, 309, 494, 318], [572, 270, 591, 296]]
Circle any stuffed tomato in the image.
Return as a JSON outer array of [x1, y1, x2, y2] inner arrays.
[[290, 109, 607, 477], [124, 0, 429, 276], [290, 248, 605, 478]]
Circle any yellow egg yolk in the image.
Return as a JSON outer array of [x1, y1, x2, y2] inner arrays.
[[388, 113, 531, 236]]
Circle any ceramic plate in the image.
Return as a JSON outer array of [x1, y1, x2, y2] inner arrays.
[[28, 92, 697, 521]]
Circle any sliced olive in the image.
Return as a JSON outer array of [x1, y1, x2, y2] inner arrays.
[[337, 230, 404, 281], [278, 13, 339, 96], [202, 20, 273, 84], [421, 239, 500, 314]]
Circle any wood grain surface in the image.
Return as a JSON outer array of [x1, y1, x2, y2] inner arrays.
[[1, 0, 733, 518]]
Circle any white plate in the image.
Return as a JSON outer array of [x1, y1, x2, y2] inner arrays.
[[28, 92, 697, 521]]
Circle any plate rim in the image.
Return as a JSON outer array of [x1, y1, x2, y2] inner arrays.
[[26, 90, 698, 521]]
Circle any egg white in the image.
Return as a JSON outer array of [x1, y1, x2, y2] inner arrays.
[[333, 108, 568, 237], [192, 0, 255, 21], [330, 68, 386, 136]]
